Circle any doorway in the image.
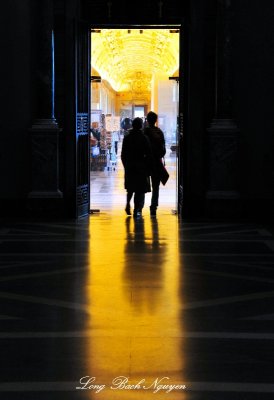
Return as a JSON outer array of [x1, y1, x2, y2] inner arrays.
[[89, 27, 180, 215]]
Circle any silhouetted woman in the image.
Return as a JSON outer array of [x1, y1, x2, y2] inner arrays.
[[121, 117, 152, 218]]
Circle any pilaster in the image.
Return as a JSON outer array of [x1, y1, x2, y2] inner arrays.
[[206, 0, 240, 217], [28, 0, 63, 205]]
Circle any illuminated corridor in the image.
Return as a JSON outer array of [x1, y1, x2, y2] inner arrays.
[[90, 137, 178, 214]]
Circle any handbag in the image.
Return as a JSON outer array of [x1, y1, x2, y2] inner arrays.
[[159, 159, 169, 185]]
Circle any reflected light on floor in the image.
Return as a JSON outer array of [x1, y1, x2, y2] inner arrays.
[[85, 211, 186, 399]]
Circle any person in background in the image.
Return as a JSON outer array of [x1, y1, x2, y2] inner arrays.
[[143, 111, 166, 217], [121, 117, 152, 218], [91, 127, 101, 151], [121, 117, 132, 136], [112, 130, 120, 155]]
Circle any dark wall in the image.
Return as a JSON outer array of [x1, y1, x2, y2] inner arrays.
[[233, 1, 274, 218], [82, 0, 183, 25], [183, 0, 216, 218], [0, 1, 32, 208], [1, 0, 274, 220], [185, 0, 274, 220]]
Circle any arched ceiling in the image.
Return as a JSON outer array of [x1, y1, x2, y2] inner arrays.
[[91, 29, 179, 93]]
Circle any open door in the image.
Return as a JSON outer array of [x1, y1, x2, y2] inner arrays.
[[75, 20, 91, 217], [178, 24, 185, 216], [89, 27, 180, 214]]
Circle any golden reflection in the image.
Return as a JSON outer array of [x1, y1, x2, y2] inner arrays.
[[123, 217, 164, 314], [85, 213, 186, 399]]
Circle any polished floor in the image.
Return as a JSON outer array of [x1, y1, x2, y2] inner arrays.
[[1, 145, 274, 399]]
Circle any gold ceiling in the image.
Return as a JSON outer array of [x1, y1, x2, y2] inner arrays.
[[91, 29, 179, 93]]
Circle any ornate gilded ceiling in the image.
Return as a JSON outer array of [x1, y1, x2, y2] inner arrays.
[[91, 29, 179, 93]]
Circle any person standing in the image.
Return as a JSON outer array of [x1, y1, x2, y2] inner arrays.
[[112, 130, 120, 155], [144, 111, 166, 216], [121, 117, 152, 218], [121, 117, 132, 136]]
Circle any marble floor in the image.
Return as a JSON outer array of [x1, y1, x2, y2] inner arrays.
[[1, 145, 274, 399]]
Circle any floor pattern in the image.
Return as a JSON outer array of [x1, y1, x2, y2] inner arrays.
[[0, 147, 274, 399]]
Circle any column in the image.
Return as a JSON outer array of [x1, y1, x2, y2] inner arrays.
[[206, 0, 240, 216], [29, 0, 62, 200]]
